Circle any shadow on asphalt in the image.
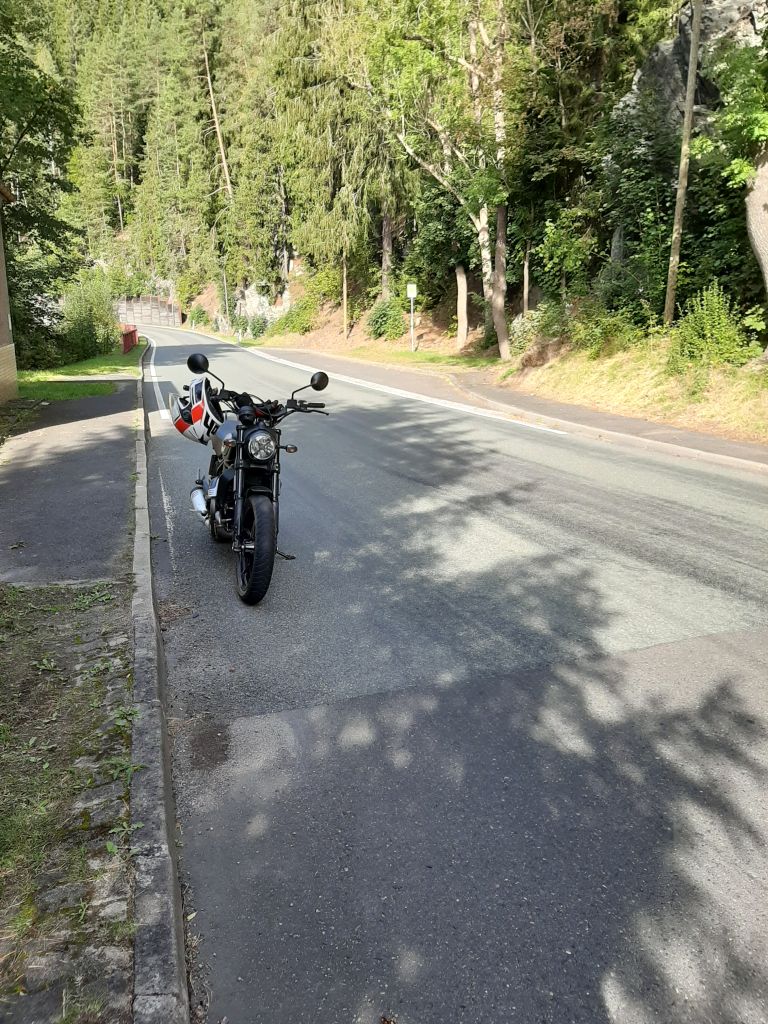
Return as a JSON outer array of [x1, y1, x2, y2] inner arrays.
[[164, 360, 768, 1023]]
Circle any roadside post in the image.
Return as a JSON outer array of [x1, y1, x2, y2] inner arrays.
[[407, 282, 417, 352]]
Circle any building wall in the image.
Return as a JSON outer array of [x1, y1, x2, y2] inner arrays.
[[0, 208, 18, 402]]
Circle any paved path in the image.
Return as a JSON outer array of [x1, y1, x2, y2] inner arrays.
[[0, 384, 136, 583], [143, 328, 768, 1024]]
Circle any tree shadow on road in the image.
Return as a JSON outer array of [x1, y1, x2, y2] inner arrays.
[[168, 388, 768, 1024]]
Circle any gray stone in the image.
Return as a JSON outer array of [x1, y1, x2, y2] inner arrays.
[[133, 993, 189, 1024], [0, 985, 65, 1023], [36, 882, 86, 914], [23, 952, 73, 991]]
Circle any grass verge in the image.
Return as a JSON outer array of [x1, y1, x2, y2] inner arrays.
[[0, 582, 134, 1012], [18, 341, 146, 382], [500, 342, 768, 444], [17, 380, 116, 401]]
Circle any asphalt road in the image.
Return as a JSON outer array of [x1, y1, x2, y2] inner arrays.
[[143, 326, 768, 1024]]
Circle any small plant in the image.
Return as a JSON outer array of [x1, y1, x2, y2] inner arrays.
[[188, 305, 211, 327], [249, 315, 268, 338], [265, 297, 318, 336], [231, 313, 249, 334], [73, 585, 114, 610], [669, 282, 760, 371], [109, 705, 138, 740], [367, 297, 405, 341], [104, 756, 144, 786]]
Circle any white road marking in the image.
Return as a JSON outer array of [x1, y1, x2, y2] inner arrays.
[[143, 334, 171, 420], [243, 348, 566, 435]]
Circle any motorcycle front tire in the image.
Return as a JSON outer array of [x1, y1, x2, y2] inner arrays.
[[235, 493, 276, 605]]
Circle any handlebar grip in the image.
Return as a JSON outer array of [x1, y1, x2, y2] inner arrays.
[[306, 402, 326, 409]]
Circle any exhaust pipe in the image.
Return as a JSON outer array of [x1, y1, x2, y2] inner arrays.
[[190, 486, 207, 516]]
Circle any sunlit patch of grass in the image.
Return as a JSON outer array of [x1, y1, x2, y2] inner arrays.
[[17, 380, 115, 401], [498, 341, 768, 443], [18, 340, 146, 380]]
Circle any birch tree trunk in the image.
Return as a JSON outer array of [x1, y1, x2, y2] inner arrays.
[[455, 263, 468, 350], [342, 254, 348, 340], [663, 0, 703, 324], [523, 241, 530, 315], [381, 213, 393, 299], [746, 150, 768, 361], [492, 204, 511, 360], [203, 30, 233, 200]]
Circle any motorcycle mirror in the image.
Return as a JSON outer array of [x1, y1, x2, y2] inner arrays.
[[310, 371, 329, 392], [187, 352, 209, 374]]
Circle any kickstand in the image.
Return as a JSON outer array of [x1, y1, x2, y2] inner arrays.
[[276, 549, 296, 561]]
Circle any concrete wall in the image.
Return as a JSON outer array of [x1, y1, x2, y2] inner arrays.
[[0, 207, 18, 402]]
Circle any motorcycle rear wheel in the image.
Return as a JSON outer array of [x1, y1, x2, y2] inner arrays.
[[235, 494, 276, 605]]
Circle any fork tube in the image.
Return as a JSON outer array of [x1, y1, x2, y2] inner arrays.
[[233, 424, 245, 543]]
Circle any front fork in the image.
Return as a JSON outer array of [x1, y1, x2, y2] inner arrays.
[[232, 426, 281, 549]]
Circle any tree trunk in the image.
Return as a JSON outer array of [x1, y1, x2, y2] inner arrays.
[[663, 0, 703, 325], [492, 203, 510, 360], [455, 263, 468, 350], [381, 213, 393, 299], [523, 241, 531, 314], [342, 254, 348, 341], [203, 29, 233, 200], [479, 203, 495, 315], [746, 149, 768, 361]]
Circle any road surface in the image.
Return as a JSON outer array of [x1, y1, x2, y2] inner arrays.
[[143, 326, 768, 1024]]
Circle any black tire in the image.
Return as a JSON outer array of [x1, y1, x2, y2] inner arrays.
[[235, 494, 276, 605]]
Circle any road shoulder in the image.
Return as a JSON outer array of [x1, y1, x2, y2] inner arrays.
[[253, 346, 768, 473]]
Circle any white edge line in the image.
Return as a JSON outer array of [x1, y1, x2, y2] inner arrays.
[[142, 333, 171, 419], [243, 348, 566, 435]]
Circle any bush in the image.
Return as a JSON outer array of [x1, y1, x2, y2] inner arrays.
[[367, 297, 405, 341], [61, 272, 121, 362], [249, 315, 268, 339], [188, 305, 211, 327], [508, 299, 640, 360], [568, 299, 641, 358], [265, 296, 318, 337], [669, 282, 760, 370], [231, 313, 249, 334]]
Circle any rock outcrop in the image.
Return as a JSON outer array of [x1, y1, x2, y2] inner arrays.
[[619, 0, 768, 122]]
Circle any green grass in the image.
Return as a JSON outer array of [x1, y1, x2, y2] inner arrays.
[[18, 340, 146, 380], [17, 380, 115, 401]]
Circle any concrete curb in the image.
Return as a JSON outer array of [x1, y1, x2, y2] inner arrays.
[[130, 354, 189, 1023], [445, 376, 768, 476]]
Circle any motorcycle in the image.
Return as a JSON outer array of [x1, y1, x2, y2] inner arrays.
[[170, 351, 329, 604]]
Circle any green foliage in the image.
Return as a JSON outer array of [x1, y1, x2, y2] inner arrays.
[[367, 297, 405, 340], [536, 208, 598, 299], [265, 298, 319, 337], [61, 271, 121, 362], [231, 313, 249, 334], [249, 315, 268, 338], [511, 300, 641, 359], [568, 300, 642, 358], [188, 306, 211, 327], [669, 282, 761, 371]]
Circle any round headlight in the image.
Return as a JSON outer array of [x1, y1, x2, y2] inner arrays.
[[247, 431, 277, 461]]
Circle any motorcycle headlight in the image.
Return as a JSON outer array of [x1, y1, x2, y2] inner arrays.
[[247, 431, 277, 461]]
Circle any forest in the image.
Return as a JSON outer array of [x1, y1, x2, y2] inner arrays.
[[3, 0, 768, 398]]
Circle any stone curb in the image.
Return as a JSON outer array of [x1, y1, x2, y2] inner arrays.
[[130, 356, 189, 1023]]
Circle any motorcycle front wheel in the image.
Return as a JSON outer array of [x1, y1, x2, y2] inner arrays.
[[235, 494, 276, 605]]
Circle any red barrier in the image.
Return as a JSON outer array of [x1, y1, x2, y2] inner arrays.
[[120, 324, 139, 354]]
